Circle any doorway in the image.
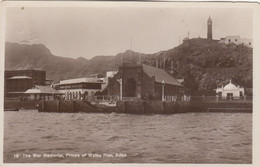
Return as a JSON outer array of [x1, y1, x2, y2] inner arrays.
[[125, 78, 136, 97]]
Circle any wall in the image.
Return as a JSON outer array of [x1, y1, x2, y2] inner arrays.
[[141, 73, 155, 99], [4, 100, 38, 110], [38, 100, 252, 114]]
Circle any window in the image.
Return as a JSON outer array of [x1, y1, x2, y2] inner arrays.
[[235, 39, 237, 42], [249, 42, 251, 45], [228, 39, 231, 42]]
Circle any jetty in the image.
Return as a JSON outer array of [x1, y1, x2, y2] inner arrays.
[[4, 95, 252, 114], [37, 100, 252, 114]]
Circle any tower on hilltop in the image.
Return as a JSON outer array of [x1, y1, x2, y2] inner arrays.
[[207, 16, 212, 40]]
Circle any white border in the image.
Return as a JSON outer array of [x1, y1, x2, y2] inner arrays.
[[0, 1, 259, 167]]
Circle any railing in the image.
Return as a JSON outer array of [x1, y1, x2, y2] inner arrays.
[[6, 95, 252, 103], [94, 95, 119, 102], [4, 97, 21, 100], [190, 96, 252, 103]]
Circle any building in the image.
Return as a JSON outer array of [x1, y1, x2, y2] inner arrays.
[[215, 80, 244, 99], [5, 70, 47, 98], [24, 85, 63, 101], [100, 71, 118, 90], [219, 36, 252, 47], [207, 16, 213, 40], [107, 61, 184, 101], [54, 77, 104, 100]]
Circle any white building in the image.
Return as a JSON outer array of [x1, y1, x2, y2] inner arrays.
[[219, 36, 252, 48], [216, 80, 244, 99], [100, 71, 118, 90], [54, 77, 104, 100]]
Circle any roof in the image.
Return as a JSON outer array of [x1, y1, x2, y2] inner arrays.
[[223, 80, 240, 90], [142, 64, 182, 86], [7, 91, 26, 94], [224, 83, 237, 90], [24, 85, 63, 94], [5, 70, 46, 73], [226, 36, 240, 38], [59, 77, 104, 85], [8, 76, 32, 79]]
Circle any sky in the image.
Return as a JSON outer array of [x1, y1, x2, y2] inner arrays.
[[5, 6, 252, 59]]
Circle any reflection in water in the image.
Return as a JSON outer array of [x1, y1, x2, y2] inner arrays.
[[4, 110, 252, 163]]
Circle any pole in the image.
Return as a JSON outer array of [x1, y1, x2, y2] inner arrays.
[[120, 81, 122, 100], [164, 52, 166, 70], [162, 80, 165, 102], [120, 49, 123, 65], [130, 37, 132, 60], [139, 51, 141, 64], [117, 78, 122, 100]]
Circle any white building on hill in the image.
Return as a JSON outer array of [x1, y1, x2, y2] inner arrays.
[[219, 36, 252, 48]]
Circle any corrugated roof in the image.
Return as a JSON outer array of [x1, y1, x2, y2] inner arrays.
[[25, 85, 63, 94], [59, 77, 103, 85], [7, 91, 26, 94], [142, 64, 183, 86], [8, 76, 32, 79]]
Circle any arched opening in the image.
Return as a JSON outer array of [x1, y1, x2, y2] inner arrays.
[[69, 92, 72, 100], [76, 92, 78, 99], [90, 91, 96, 97], [66, 92, 69, 100], [125, 78, 136, 97], [79, 91, 82, 100], [72, 92, 75, 100], [83, 91, 89, 100]]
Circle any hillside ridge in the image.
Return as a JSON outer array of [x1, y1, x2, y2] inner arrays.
[[5, 38, 252, 95]]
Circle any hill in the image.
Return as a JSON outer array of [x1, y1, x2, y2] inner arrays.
[[142, 38, 252, 95], [5, 38, 252, 95]]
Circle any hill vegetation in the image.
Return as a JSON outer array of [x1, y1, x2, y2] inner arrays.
[[5, 38, 252, 95]]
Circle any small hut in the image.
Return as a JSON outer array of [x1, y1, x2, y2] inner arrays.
[[216, 80, 244, 100]]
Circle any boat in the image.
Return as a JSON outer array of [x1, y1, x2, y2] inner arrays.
[[98, 101, 117, 107]]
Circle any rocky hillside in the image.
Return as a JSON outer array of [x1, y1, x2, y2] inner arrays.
[[142, 38, 252, 95], [5, 38, 252, 95]]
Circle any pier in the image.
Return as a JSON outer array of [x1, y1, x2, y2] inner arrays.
[[4, 95, 252, 114], [36, 100, 252, 114]]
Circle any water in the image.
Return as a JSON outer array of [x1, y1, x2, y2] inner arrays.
[[4, 110, 252, 163]]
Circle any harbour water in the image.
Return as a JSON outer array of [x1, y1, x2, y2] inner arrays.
[[4, 110, 252, 163]]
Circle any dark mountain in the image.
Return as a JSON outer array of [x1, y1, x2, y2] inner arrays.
[[144, 38, 253, 95], [5, 38, 252, 95]]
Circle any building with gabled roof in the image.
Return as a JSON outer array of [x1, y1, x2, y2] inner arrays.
[[24, 85, 63, 100], [106, 61, 184, 101]]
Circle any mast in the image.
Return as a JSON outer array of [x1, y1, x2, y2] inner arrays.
[[163, 51, 166, 70]]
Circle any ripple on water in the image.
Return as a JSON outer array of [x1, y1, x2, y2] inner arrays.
[[4, 111, 252, 163]]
